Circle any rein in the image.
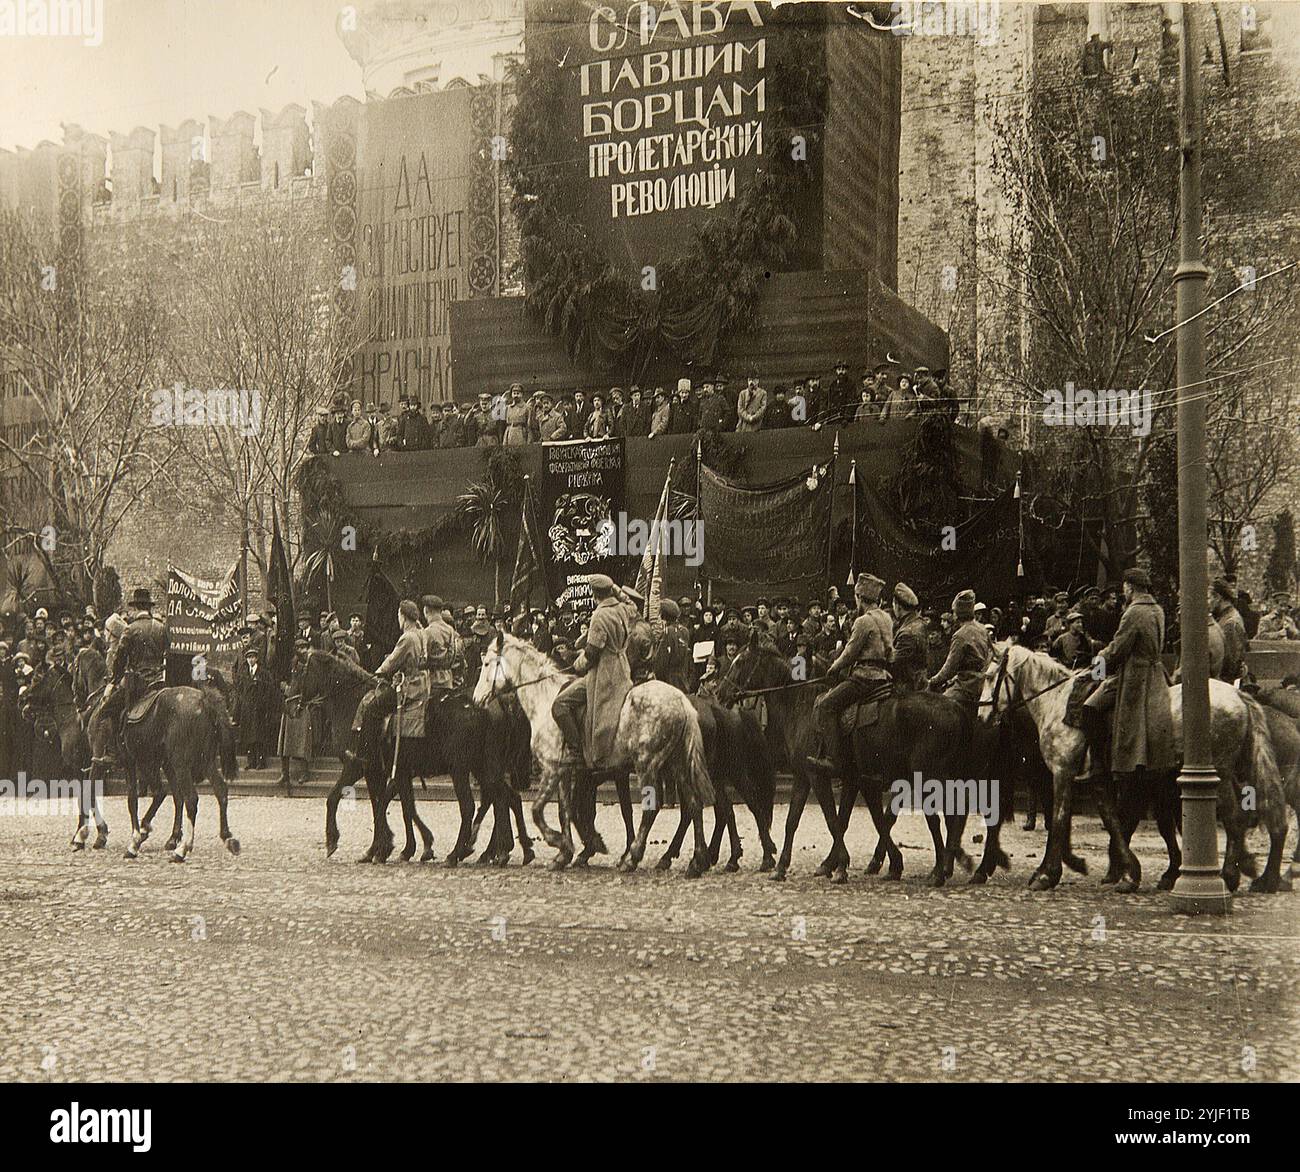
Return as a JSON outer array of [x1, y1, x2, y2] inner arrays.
[[979, 650, 1079, 717]]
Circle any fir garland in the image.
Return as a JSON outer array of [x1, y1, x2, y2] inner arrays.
[[505, 2, 828, 378]]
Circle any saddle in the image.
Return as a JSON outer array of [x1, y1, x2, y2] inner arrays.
[[839, 681, 895, 734], [124, 687, 166, 725], [1063, 674, 1100, 729]]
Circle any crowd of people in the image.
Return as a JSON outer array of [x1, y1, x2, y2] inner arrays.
[[305, 362, 964, 457], [2, 568, 1296, 784]]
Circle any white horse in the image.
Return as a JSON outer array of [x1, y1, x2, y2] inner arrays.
[[473, 633, 717, 876], [979, 643, 1290, 893]]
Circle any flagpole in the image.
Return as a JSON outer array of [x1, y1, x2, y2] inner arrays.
[[846, 459, 858, 587], [695, 437, 704, 602], [825, 432, 840, 585]]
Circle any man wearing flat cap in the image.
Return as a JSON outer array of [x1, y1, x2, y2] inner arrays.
[[1051, 611, 1097, 669], [927, 588, 993, 716], [889, 582, 928, 692], [1210, 577, 1249, 682], [551, 574, 632, 769], [420, 594, 458, 693], [809, 573, 893, 775], [1080, 567, 1175, 781]]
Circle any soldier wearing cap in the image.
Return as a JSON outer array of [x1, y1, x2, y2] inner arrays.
[[889, 582, 928, 692], [1080, 567, 1175, 780], [652, 597, 694, 692], [375, 600, 431, 739], [1043, 591, 1072, 644], [420, 594, 458, 692], [102, 588, 169, 720], [1257, 594, 1299, 641], [927, 588, 992, 715], [809, 573, 893, 774], [551, 574, 632, 769], [619, 585, 654, 685], [1210, 577, 1249, 682]]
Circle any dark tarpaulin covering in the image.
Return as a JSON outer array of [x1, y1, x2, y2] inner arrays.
[[699, 461, 833, 585], [267, 506, 295, 685], [856, 481, 1021, 607], [363, 564, 401, 671]]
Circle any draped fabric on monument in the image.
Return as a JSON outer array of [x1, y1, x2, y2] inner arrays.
[[856, 482, 1021, 605], [700, 463, 833, 585]]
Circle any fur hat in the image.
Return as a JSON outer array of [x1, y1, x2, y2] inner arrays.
[[893, 582, 919, 608]]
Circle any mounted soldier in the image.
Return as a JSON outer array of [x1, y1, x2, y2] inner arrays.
[[926, 588, 992, 718], [888, 581, 929, 692], [620, 586, 655, 685], [1079, 567, 1176, 781], [808, 573, 892, 775], [1211, 576, 1249, 683], [652, 597, 694, 693], [551, 573, 632, 770], [100, 588, 170, 733], [375, 600, 429, 739], [420, 594, 458, 696]]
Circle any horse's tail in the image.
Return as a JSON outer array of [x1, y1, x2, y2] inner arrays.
[[1239, 693, 1285, 836], [648, 694, 714, 814], [201, 689, 239, 780]]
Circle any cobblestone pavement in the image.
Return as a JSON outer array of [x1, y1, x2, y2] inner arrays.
[[1, 795, 1296, 1082]]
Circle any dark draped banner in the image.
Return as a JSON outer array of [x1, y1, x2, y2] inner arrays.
[[856, 482, 1021, 607], [700, 461, 833, 585], [539, 438, 627, 613]]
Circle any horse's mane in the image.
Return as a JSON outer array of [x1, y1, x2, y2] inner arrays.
[[1006, 642, 1076, 685], [313, 648, 375, 688], [497, 632, 558, 677]]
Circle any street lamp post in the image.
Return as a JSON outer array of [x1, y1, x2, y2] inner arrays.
[[1170, 3, 1229, 915]]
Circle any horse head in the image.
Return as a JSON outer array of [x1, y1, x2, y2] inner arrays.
[[472, 629, 509, 708], [718, 627, 788, 705], [978, 641, 1016, 724]]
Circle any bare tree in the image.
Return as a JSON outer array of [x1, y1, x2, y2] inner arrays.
[[0, 208, 171, 604], [985, 75, 1296, 582], [158, 201, 360, 593]]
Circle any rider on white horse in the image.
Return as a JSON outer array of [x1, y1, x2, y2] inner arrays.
[[550, 573, 633, 771]]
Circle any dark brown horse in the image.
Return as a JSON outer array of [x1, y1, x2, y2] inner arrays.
[[297, 650, 531, 865], [87, 682, 239, 861]]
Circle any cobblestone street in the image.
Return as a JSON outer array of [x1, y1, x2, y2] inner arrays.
[[1, 796, 1296, 1082]]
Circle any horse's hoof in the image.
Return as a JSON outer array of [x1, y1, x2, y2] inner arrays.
[[92, 833, 107, 850], [492, 853, 509, 868], [590, 833, 609, 856], [863, 858, 884, 876], [925, 870, 945, 888], [444, 854, 460, 868], [770, 867, 787, 882], [170, 852, 186, 864], [969, 870, 989, 886], [225, 838, 240, 856], [813, 861, 833, 878], [420, 848, 436, 863], [165, 837, 179, 852], [724, 859, 740, 873], [70, 839, 85, 852], [1029, 873, 1055, 892], [883, 869, 903, 883], [325, 836, 339, 858], [572, 855, 590, 869], [1156, 871, 1177, 891], [1248, 875, 1278, 894], [758, 855, 775, 873], [1100, 873, 1119, 886], [1115, 877, 1139, 894], [686, 853, 709, 878], [520, 848, 535, 866], [831, 865, 848, 885], [655, 856, 673, 872], [124, 848, 139, 860]]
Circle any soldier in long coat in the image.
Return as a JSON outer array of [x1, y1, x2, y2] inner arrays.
[[809, 573, 893, 774], [1081, 567, 1175, 777], [888, 582, 929, 692], [375, 600, 429, 738], [1211, 577, 1249, 682], [550, 574, 631, 768], [927, 589, 992, 715]]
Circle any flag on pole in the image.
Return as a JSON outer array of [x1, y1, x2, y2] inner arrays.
[[267, 501, 295, 684], [510, 475, 549, 614], [846, 459, 858, 586], [635, 462, 674, 634]]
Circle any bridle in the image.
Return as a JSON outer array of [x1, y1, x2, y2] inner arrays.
[[979, 645, 1077, 721], [724, 641, 822, 701]]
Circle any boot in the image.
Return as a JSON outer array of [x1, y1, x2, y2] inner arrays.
[[553, 705, 586, 767], [1080, 708, 1109, 782], [807, 720, 843, 777]]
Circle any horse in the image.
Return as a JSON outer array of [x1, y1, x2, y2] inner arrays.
[[87, 682, 239, 862], [718, 630, 987, 886], [19, 665, 107, 850], [1255, 686, 1300, 862], [297, 649, 531, 866], [654, 696, 777, 872], [473, 632, 717, 876], [979, 643, 1290, 893]]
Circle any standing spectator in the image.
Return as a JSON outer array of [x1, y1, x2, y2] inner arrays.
[[331, 627, 361, 665], [376, 402, 400, 450], [233, 645, 279, 770], [736, 371, 766, 432], [585, 392, 613, 438], [648, 388, 672, 437], [618, 386, 650, 437], [854, 386, 876, 423], [608, 387, 625, 434], [1257, 595, 1299, 640], [879, 374, 920, 422], [570, 389, 592, 434], [697, 379, 727, 432], [527, 390, 548, 442], [827, 359, 854, 424], [440, 402, 467, 448], [426, 402, 445, 448], [397, 396, 433, 450], [345, 399, 373, 452], [667, 380, 694, 434], [503, 384, 531, 446], [466, 391, 502, 447], [764, 384, 793, 429], [538, 393, 568, 441]]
